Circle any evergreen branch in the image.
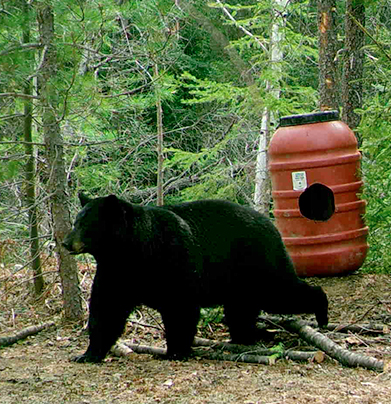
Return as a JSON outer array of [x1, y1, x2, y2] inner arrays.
[[0, 42, 42, 56], [0, 93, 39, 100], [214, 0, 268, 53]]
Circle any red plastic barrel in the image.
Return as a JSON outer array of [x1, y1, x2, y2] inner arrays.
[[268, 111, 369, 277]]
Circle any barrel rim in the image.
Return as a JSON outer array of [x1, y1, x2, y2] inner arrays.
[[279, 110, 340, 127]]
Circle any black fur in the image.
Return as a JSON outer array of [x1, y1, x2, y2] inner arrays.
[[63, 195, 328, 363]]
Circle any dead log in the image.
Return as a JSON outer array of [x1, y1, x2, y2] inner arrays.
[[282, 319, 384, 372], [0, 322, 55, 347], [258, 315, 388, 335]]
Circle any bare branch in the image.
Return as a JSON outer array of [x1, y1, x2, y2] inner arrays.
[[0, 113, 24, 120], [0, 42, 42, 56], [0, 92, 40, 100], [0, 140, 45, 146]]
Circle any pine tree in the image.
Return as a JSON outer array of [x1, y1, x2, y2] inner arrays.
[[36, 0, 83, 321]]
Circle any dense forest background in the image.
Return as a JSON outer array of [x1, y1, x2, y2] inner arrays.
[[1, 0, 391, 315]]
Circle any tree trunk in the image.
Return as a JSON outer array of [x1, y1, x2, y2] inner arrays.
[[342, 0, 365, 145], [154, 63, 164, 206], [317, 0, 339, 111], [253, 105, 271, 214], [253, 0, 287, 214], [22, 0, 44, 295], [36, 2, 83, 321]]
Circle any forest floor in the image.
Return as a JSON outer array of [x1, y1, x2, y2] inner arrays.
[[1, 263, 391, 403]]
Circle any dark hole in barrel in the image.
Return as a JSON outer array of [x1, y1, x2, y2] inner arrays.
[[299, 183, 335, 221]]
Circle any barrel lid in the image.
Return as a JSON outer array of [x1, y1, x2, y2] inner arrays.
[[279, 110, 339, 127]]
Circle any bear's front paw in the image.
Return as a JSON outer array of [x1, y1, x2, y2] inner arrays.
[[71, 352, 104, 363]]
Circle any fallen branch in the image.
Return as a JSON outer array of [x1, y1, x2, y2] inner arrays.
[[116, 338, 322, 365], [194, 349, 274, 365], [281, 319, 384, 372], [121, 342, 166, 356], [0, 322, 55, 347], [193, 337, 322, 363], [114, 319, 385, 371], [258, 315, 389, 335], [111, 342, 134, 358], [120, 340, 274, 364]]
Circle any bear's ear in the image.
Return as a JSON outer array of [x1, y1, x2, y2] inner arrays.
[[79, 192, 92, 207], [105, 194, 119, 206]]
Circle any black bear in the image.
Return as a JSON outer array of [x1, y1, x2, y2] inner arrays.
[[63, 194, 328, 363]]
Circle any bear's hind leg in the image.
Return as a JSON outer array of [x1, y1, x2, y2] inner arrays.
[[224, 303, 265, 345]]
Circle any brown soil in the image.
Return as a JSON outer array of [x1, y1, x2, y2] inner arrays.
[[1, 269, 391, 403]]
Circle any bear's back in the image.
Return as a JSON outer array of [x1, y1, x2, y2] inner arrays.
[[164, 200, 291, 271]]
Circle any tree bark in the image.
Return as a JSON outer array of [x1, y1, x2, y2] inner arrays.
[[318, 0, 339, 111], [342, 0, 365, 145], [36, 2, 83, 321], [22, 0, 44, 295]]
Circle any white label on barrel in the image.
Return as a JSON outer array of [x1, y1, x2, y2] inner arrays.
[[292, 171, 307, 191]]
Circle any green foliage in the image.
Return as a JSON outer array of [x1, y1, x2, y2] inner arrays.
[[199, 307, 225, 328], [3, 0, 391, 275], [75, 161, 122, 194], [0, 143, 23, 183], [180, 72, 247, 106], [359, 98, 391, 272], [269, 342, 285, 361]]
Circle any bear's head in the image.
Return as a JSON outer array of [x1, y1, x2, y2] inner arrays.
[[63, 193, 124, 257]]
